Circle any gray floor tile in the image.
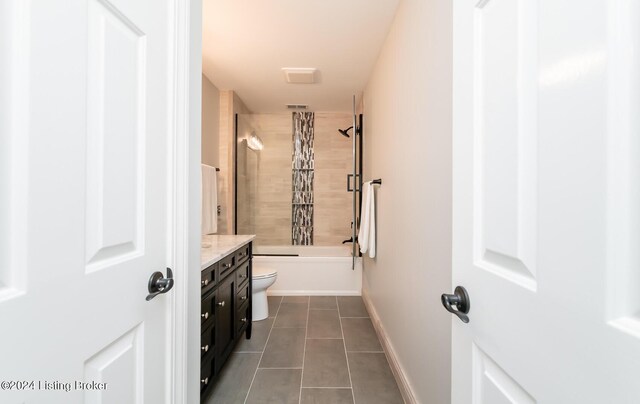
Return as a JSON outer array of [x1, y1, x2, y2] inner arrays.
[[348, 353, 404, 404], [245, 368, 302, 404], [307, 309, 342, 339], [302, 339, 350, 388], [274, 302, 309, 328], [341, 318, 383, 352], [282, 295, 310, 303], [301, 388, 354, 404], [310, 296, 338, 310], [337, 296, 368, 317], [211, 296, 402, 404], [235, 317, 274, 353], [260, 327, 305, 368], [268, 296, 283, 318], [205, 353, 260, 404]]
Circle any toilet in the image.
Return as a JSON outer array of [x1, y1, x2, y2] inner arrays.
[[252, 266, 277, 321]]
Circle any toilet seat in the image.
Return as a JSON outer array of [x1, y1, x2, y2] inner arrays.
[[253, 267, 277, 280]]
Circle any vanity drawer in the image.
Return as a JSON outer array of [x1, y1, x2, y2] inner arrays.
[[200, 355, 214, 395], [236, 260, 250, 289], [201, 323, 215, 359], [236, 281, 250, 306], [236, 301, 250, 335], [201, 263, 217, 295], [235, 244, 251, 264], [201, 291, 215, 328], [218, 254, 236, 280]]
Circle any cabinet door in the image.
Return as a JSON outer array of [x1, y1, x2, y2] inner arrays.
[[214, 274, 235, 370]]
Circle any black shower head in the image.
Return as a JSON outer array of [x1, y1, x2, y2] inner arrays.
[[338, 126, 353, 137]]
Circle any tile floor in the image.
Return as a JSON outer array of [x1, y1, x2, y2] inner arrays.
[[205, 296, 404, 404]]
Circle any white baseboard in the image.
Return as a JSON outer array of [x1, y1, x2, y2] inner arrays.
[[362, 289, 418, 404]]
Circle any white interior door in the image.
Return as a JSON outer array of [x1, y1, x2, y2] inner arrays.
[[0, 0, 175, 402], [451, 0, 640, 402]]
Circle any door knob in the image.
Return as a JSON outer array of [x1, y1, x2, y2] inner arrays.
[[146, 268, 175, 301], [441, 286, 470, 323]]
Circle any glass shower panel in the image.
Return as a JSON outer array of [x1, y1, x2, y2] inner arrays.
[[236, 112, 354, 249], [236, 113, 292, 246]]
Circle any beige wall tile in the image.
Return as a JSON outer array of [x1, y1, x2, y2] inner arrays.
[[236, 112, 353, 246]]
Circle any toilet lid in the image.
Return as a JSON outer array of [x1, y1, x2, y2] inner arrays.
[[253, 266, 277, 280]]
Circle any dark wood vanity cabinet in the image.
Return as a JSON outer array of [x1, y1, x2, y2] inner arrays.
[[200, 242, 252, 399]]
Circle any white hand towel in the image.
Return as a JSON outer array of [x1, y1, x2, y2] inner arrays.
[[358, 181, 376, 258], [201, 164, 218, 235]]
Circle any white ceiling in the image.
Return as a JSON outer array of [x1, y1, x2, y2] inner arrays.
[[202, 0, 400, 113]]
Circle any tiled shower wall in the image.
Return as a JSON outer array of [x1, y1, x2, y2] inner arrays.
[[237, 113, 352, 246], [292, 112, 315, 245]]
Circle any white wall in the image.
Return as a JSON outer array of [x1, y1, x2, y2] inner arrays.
[[362, 0, 452, 402], [201, 74, 220, 167]]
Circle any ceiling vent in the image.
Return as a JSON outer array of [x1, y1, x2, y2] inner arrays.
[[286, 104, 308, 110], [282, 68, 317, 84]]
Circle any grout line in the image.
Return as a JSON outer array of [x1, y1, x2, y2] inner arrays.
[[305, 337, 344, 340], [298, 297, 310, 404], [301, 387, 353, 390], [337, 296, 356, 404], [243, 297, 282, 404], [257, 366, 304, 370], [345, 351, 385, 354], [339, 316, 370, 319]]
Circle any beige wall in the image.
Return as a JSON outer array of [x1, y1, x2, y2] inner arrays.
[[201, 75, 220, 168], [236, 112, 352, 246], [362, 0, 453, 402]]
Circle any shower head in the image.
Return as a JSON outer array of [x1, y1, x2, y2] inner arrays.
[[338, 126, 353, 138]]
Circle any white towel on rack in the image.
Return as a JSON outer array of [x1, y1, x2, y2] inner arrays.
[[201, 164, 218, 235], [358, 181, 376, 258]]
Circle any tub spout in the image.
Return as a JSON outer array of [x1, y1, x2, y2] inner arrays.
[[342, 236, 357, 244]]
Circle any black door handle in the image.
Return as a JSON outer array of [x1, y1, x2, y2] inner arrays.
[[441, 286, 470, 323], [146, 268, 175, 301]]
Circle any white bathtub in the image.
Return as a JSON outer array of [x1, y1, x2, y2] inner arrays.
[[253, 245, 362, 296]]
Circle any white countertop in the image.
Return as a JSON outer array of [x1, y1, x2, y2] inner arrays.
[[201, 234, 256, 270]]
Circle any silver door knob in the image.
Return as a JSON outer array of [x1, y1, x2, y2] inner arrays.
[[201, 345, 209, 352], [217, 301, 225, 307], [201, 378, 208, 385], [201, 279, 209, 286], [240, 296, 247, 301], [201, 312, 209, 319]]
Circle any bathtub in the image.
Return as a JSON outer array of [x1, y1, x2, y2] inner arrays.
[[253, 245, 362, 296]]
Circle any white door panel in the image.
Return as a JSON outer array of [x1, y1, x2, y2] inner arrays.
[[0, 0, 174, 402], [453, 0, 640, 402], [473, 0, 538, 291]]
